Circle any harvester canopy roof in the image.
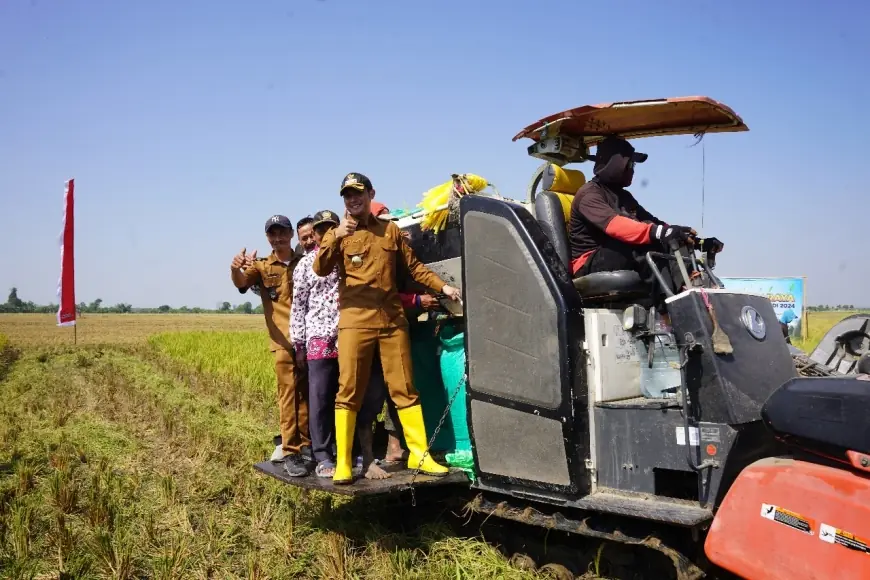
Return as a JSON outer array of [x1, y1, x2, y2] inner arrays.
[[513, 96, 748, 146]]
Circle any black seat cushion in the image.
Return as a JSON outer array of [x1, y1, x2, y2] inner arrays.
[[572, 270, 647, 300], [534, 191, 571, 270], [762, 377, 870, 456]]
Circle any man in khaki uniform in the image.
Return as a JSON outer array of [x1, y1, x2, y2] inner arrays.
[[313, 173, 462, 485], [231, 214, 312, 477]]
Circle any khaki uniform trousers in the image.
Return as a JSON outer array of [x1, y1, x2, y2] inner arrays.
[[273, 348, 310, 454], [335, 327, 419, 412]]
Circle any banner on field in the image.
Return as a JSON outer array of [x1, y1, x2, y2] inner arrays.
[[57, 178, 76, 327], [720, 276, 806, 339]]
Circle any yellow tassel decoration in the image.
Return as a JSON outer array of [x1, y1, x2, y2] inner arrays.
[[418, 173, 490, 233]]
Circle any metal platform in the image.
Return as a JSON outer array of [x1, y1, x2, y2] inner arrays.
[[572, 489, 712, 527], [595, 396, 682, 410], [254, 460, 470, 497]]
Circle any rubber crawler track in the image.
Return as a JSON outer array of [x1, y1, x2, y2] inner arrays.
[[464, 494, 706, 580]]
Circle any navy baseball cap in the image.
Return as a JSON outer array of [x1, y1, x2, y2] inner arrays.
[[265, 214, 294, 232]]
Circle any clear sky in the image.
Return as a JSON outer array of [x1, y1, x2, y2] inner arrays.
[[1, 0, 867, 309]]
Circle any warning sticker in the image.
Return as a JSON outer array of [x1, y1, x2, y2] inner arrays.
[[820, 523, 870, 554], [761, 504, 814, 535], [676, 426, 699, 446], [700, 426, 721, 443]]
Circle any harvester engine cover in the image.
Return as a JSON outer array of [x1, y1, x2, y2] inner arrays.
[[704, 457, 870, 580]]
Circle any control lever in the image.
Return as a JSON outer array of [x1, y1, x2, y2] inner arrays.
[[706, 250, 717, 270], [644, 252, 676, 298], [669, 239, 693, 290]]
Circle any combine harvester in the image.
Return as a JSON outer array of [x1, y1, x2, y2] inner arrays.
[[256, 97, 870, 580]]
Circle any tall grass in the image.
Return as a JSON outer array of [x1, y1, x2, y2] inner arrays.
[[0, 336, 544, 579], [0, 332, 18, 382], [0, 313, 265, 347], [149, 330, 276, 406], [5, 310, 860, 578], [792, 310, 865, 352]]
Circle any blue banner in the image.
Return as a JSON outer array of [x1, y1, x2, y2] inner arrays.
[[720, 277, 806, 339]]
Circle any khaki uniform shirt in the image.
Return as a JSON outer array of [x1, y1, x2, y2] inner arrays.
[[238, 251, 301, 352], [313, 214, 445, 329]]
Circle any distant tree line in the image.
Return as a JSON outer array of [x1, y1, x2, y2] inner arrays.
[[0, 287, 263, 315], [4, 286, 864, 316]]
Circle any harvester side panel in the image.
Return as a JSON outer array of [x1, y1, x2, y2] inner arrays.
[[666, 290, 797, 425], [594, 405, 735, 508], [459, 195, 589, 497], [463, 211, 562, 410], [705, 457, 870, 580], [470, 400, 570, 487]]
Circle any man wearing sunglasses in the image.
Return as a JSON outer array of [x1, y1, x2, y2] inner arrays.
[[568, 136, 723, 279]]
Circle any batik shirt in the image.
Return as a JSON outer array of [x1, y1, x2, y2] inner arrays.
[[290, 246, 340, 360]]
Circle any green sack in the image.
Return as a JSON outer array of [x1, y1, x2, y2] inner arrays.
[[438, 325, 470, 453], [409, 318, 454, 452]]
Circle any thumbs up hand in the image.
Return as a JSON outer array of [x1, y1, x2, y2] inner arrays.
[[231, 247, 248, 270], [247, 250, 257, 267], [334, 212, 358, 239]]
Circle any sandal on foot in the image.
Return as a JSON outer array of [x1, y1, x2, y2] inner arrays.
[[315, 461, 336, 478]]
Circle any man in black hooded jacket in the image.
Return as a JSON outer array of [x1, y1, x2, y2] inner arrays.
[[568, 136, 722, 279]]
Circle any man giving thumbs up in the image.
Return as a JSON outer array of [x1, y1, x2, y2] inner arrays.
[[231, 214, 313, 478]]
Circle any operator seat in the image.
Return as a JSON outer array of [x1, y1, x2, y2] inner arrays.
[[533, 163, 647, 303]]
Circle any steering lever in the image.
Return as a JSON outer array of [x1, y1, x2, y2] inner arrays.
[[668, 239, 694, 290]]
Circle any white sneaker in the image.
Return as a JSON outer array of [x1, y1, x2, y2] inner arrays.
[[270, 444, 285, 462]]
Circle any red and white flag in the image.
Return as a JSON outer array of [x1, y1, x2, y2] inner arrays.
[[57, 178, 76, 327]]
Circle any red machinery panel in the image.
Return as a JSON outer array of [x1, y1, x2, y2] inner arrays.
[[705, 457, 870, 580]]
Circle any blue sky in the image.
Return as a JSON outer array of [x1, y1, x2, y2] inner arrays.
[[1, 0, 867, 309]]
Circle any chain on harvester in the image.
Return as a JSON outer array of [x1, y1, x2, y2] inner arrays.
[[407, 371, 467, 507]]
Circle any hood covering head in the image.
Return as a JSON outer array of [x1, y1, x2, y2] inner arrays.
[[592, 136, 648, 187]]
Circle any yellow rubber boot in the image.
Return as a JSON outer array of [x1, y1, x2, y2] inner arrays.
[[333, 409, 357, 485], [397, 404, 449, 476]]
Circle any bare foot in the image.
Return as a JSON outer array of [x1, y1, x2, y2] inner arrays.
[[364, 462, 392, 480], [385, 433, 406, 463], [358, 422, 392, 479]]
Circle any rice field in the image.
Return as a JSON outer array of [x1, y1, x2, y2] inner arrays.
[[790, 310, 865, 353], [0, 314, 550, 580], [1, 313, 264, 347], [0, 310, 860, 579]]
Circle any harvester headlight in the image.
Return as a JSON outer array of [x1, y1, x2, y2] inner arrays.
[[740, 306, 766, 340], [623, 305, 647, 332]]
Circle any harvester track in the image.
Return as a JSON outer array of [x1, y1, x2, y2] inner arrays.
[[463, 493, 706, 580]]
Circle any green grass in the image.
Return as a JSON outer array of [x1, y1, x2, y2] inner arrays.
[[1, 310, 862, 579], [148, 330, 277, 410], [0, 333, 16, 383], [792, 310, 865, 352], [0, 324, 545, 579]]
